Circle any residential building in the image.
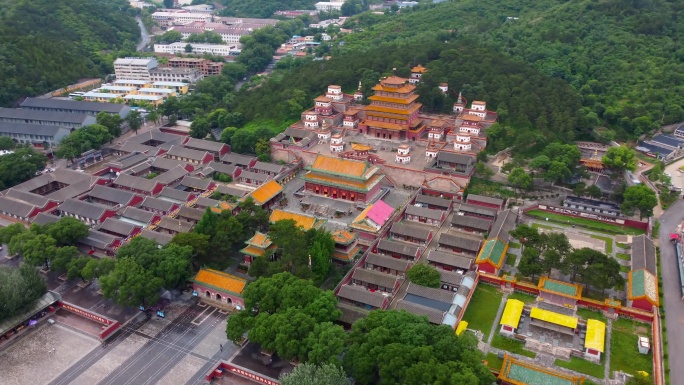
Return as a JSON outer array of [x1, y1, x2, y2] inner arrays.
[[82, 92, 123, 103], [57, 198, 118, 226], [0, 122, 71, 147], [149, 67, 203, 83], [315, 0, 344, 12], [151, 11, 212, 26], [167, 58, 224, 77], [438, 232, 482, 256], [0, 108, 96, 129], [20, 97, 131, 118], [113, 79, 152, 88], [97, 86, 138, 94], [164, 145, 214, 165], [152, 81, 190, 95], [0, 189, 59, 222], [123, 94, 164, 106], [242, 179, 283, 209], [154, 42, 235, 56], [465, 194, 504, 210], [136, 88, 177, 98], [84, 185, 144, 208], [114, 57, 159, 81]]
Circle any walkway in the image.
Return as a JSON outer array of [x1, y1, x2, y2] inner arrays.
[[136, 16, 151, 52]]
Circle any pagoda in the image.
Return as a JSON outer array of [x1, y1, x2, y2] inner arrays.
[[240, 231, 275, 265], [359, 76, 427, 141], [302, 154, 384, 202]]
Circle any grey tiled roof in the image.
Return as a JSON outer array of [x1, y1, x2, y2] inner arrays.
[[365, 253, 410, 274], [215, 184, 248, 197], [156, 216, 193, 232], [405, 205, 444, 221], [427, 250, 474, 270], [352, 268, 400, 289], [140, 196, 176, 212], [438, 232, 482, 252], [377, 239, 420, 258], [465, 194, 504, 206], [414, 194, 452, 209], [439, 269, 465, 286], [158, 187, 193, 203], [237, 170, 270, 182], [150, 156, 189, 172], [489, 209, 517, 240], [4, 189, 52, 208], [140, 229, 173, 245], [119, 206, 156, 224], [87, 185, 136, 206], [0, 196, 36, 217], [20, 97, 128, 114], [451, 214, 492, 231], [206, 161, 238, 176], [0, 122, 69, 137], [180, 176, 212, 190], [153, 166, 189, 185], [221, 153, 256, 167], [109, 153, 149, 170], [114, 173, 159, 192], [390, 222, 432, 241], [80, 229, 120, 249], [176, 206, 205, 221], [183, 137, 227, 153], [97, 217, 139, 236], [165, 145, 211, 162], [456, 203, 498, 217], [193, 196, 219, 209], [337, 285, 387, 308], [631, 235, 656, 274], [251, 161, 284, 174], [395, 299, 445, 324], [59, 198, 110, 220], [31, 212, 61, 225], [406, 282, 456, 304], [0, 108, 92, 124]]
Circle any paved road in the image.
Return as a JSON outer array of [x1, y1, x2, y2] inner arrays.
[[136, 17, 151, 52], [658, 199, 684, 385], [50, 302, 233, 385]]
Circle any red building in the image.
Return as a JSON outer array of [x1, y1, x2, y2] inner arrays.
[[302, 154, 384, 203], [191, 268, 247, 309], [359, 76, 426, 141]]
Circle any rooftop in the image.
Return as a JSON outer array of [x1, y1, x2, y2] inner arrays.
[[499, 355, 584, 385], [500, 299, 524, 328], [269, 209, 324, 230], [475, 239, 507, 268], [20, 97, 129, 114], [246, 180, 282, 205], [193, 268, 247, 295], [538, 277, 582, 298]]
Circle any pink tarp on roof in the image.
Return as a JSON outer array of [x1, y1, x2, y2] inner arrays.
[[366, 200, 394, 227]]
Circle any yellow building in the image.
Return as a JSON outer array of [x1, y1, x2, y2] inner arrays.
[[98, 86, 138, 95], [136, 88, 177, 98], [123, 94, 164, 106], [152, 81, 189, 95], [114, 79, 152, 88], [82, 92, 123, 103]]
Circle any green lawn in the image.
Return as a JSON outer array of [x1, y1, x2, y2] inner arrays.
[[509, 291, 537, 304], [590, 235, 613, 254], [616, 242, 631, 249], [491, 334, 536, 358], [620, 265, 630, 273], [484, 352, 504, 371], [576, 308, 607, 323], [610, 318, 653, 377], [555, 357, 605, 378], [461, 284, 503, 340], [526, 210, 646, 235], [532, 223, 556, 230], [616, 253, 630, 261], [508, 242, 521, 249], [505, 253, 517, 266]]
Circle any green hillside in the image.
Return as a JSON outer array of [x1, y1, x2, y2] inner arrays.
[[0, 0, 140, 106], [338, 0, 684, 138]]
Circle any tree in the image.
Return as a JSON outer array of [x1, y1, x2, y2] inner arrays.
[[163, 0, 174, 8], [126, 110, 143, 133], [602, 146, 637, 174], [510, 224, 540, 246], [584, 255, 624, 295], [586, 184, 602, 199], [96, 111, 124, 137], [0, 136, 16, 150], [185, 43, 193, 53], [406, 263, 441, 288], [248, 255, 270, 278], [475, 162, 494, 179], [51, 246, 79, 274], [0, 146, 48, 189], [171, 232, 210, 261], [344, 310, 494, 385], [46, 217, 88, 246], [190, 117, 211, 138], [81, 257, 115, 281], [157, 30, 183, 43], [155, 244, 193, 289], [55, 124, 113, 160], [99, 257, 164, 307], [230, 129, 256, 153], [541, 249, 565, 276], [0, 264, 47, 322], [255, 138, 271, 161], [508, 167, 533, 191], [621, 184, 658, 219], [220, 127, 238, 144], [626, 373, 653, 385], [0, 223, 26, 245], [280, 363, 349, 385], [147, 109, 159, 125], [529, 155, 551, 172], [67, 257, 90, 281], [517, 247, 543, 280], [21, 234, 57, 268]]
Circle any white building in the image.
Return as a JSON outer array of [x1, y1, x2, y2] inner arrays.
[[153, 42, 235, 56], [114, 57, 159, 81], [315, 0, 345, 12], [181, 4, 214, 14], [151, 11, 212, 26], [168, 25, 251, 45]]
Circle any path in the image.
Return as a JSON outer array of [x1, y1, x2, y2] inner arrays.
[[136, 17, 151, 52], [604, 319, 613, 380], [657, 199, 684, 385]]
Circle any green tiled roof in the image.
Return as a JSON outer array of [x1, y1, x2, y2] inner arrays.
[[631, 269, 646, 297], [508, 363, 578, 385], [543, 279, 578, 297], [476, 239, 507, 266]]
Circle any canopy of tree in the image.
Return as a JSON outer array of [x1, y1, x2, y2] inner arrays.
[[344, 310, 494, 385], [217, 0, 317, 18], [406, 263, 441, 288], [0, 146, 47, 190], [339, 0, 684, 138], [0, 0, 140, 106], [99, 237, 193, 307], [0, 264, 47, 322], [621, 184, 658, 219], [280, 363, 349, 385], [54, 124, 113, 160]]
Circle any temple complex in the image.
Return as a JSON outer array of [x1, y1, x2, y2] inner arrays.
[[302, 154, 384, 202]]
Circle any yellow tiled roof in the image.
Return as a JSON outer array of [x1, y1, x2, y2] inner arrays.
[[585, 319, 606, 353], [269, 209, 318, 230], [361, 120, 406, 131], [333, 229, 356, 244], [241, 245, 269, 257], [351, 143, 373, 152], [194, 269, 247, 295], [500, 299, 524, 329], [311, 154, 368, 178], [248, 180, 282, 205], [303, 172, 382, 192], [530, 307, 578, 329], [411, 65, 428, 73], [247, 232, 271, 247], [333, 245, 360, 261], [210, 201, 236, 213]]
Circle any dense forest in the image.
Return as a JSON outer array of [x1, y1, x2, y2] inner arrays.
[[337, 0, 684, 138], [0, 0, 140, 106], [217, 0, 319, 18]]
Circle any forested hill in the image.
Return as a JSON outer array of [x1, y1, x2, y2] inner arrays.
[[0, 0, 140, 106], [217, 0, 318, 18], [339, 0, 684, 139]]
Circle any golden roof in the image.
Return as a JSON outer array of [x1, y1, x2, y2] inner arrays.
[[362, 120, 405, 131], [368, 94, 420, 104], [247, 231, 271, 248], [366, 103, 421, 116], [411, 65, 428, 73], [269, 209, 320, 230], [382, 76, 409, 85], [333, 229, 356, 244], [311, 154, 369, 178], [461, 114, 483, 122], [314, 95, 331, 102], [351, 143, 373, 152], [211, 201, 236, 213], [333, 245, 360, 261], [241, 245, 269, 257], [303, 172, 382, 191], [194, 269, 247, 295], [248, 180, 283, 205]]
